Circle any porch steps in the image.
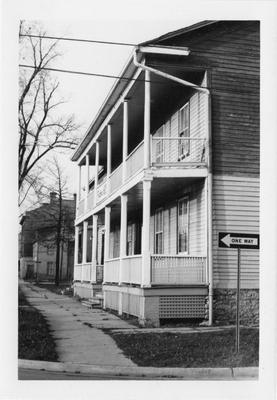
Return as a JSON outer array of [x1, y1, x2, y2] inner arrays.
[[82, 293, 103, 309]]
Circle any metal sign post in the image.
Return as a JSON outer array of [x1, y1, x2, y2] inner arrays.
[[218, 232, 259, 354], [236, 247, 241, 353]]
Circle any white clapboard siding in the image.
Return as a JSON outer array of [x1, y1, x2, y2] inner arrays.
[[212, 175, 259, 289], [151, 180, 206, 255]]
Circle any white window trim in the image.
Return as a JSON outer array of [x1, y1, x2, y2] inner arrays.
[[177, 196, 189, 255], [154, 208, 164, 254], [155, 125, 164, 163], [127, 222, 136, 256], [178, 102, 190, 160]]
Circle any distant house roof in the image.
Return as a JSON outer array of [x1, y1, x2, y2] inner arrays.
[[71, 20, 217, 162]]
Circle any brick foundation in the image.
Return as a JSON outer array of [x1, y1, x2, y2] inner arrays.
[[213, 289, 259, 326]]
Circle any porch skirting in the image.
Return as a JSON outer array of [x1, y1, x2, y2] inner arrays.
[[103, 284, 208, 327]]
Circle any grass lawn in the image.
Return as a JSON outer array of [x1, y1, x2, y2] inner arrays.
[[18, 287, 58, 361], [109, 328, 259, 368]]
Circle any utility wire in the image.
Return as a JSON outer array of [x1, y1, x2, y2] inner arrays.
[[19, 64, 257, 95], [19, 64, 171, 85], [19, 34, 136, 47]]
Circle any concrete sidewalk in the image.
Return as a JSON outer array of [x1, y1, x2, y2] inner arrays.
[[19, 280, 136, 366], [19, 280, 259, 380]]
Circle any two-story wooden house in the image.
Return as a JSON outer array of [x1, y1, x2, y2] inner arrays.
[[71, 20, 259, 326]]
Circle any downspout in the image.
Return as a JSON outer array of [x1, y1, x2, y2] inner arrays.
[[133, 48, 213, 325]]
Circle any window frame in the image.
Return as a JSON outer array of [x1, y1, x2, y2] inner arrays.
[[155, 125, 164, 163], [47, 261, 55, 276], [177, 196, 189, 254], [178, 102, 190, 159], [127, 222, 136, 256], [154, 208, 164, 254]]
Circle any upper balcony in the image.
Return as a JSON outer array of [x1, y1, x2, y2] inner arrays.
[[75, 66, 209, 222], [77, 133, 207, 220]]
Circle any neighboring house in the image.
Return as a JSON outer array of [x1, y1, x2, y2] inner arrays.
[[71, 21, 259, 327], [19, 192, 76, 282]]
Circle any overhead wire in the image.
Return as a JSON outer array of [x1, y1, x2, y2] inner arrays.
[[18, 64, 257, 95], [19, 33, 137, 47]]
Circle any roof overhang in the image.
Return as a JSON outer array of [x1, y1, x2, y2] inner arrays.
[[71, 20, 217, 163], [137, 45, 190, 56]]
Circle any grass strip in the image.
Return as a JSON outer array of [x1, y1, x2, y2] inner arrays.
[[109, 328, 259, 368], [18, 287, 58, 361]]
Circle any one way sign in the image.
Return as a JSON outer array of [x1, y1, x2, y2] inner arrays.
[[218, 232, 259, 249]]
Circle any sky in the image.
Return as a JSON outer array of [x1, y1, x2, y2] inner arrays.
[[20, 18, 199, 197]]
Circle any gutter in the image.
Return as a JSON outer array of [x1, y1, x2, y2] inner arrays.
[[133, 47, 213, 325]]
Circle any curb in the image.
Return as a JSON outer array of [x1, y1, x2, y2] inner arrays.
[[18, 360, 258, 380]]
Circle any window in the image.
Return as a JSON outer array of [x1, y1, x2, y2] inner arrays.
[[127, 223, 136, 256], [178, 103, 190, 158], [155, 126, 164, 163], [178, 197, 189, 253], [155, 209, 164, 254], [47, 262, 55, 276]]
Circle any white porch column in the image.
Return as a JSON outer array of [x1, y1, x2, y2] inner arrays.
[[144, 70, 151, 169], [91, 214, 98, 283], [141, 179, 152, 287], [82, 221, 88, 281], [107, 125, 112, 194], [119, 194, 128, 315], [94, 141, 100, 206], [119, 195, 128, 282], [122, 100, 128, 182], [104, 207, 111, 262], [85, 154, 90, 211], [104, 207, 111, 284]]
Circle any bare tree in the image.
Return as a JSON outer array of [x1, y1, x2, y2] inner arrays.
[[34, 158, 75, 286], [18, 21, 79, 200]]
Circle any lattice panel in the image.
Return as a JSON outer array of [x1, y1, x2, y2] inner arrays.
[[159, 295, 205, 318]]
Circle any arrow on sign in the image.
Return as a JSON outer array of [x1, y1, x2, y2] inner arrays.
[[220, 234, 258, 248]]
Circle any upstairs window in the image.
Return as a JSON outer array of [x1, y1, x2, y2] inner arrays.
[[178, 103, 190, 159], [155, 209, 164, 254], [178, 197, 189, 254], [155, 126, 164, 163]]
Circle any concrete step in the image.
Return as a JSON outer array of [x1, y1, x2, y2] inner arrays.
[[81, 296, 103, 309]]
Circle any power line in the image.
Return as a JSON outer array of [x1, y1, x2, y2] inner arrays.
[[19, 34, 136, 47], [19, 64, 168, 85], [19, 64, 257, 95]]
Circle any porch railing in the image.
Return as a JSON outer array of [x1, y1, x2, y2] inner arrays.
[[125, 141, 144, 181], [121, 255, 142, 284], [82, 263, 91, 281], [77, 198, 85, 217], [151, 137, 207, 165], [96, 178, 107, 204], [104, 258, 120, 283], [151, 255, 207, 284], [110, 164, 123, 194], [74, 264, 82, 281], [87, 190, 95, 211]]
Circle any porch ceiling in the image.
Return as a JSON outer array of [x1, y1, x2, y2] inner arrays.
[[109, 176, 205, 224], [79, 65, 205, 167]]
